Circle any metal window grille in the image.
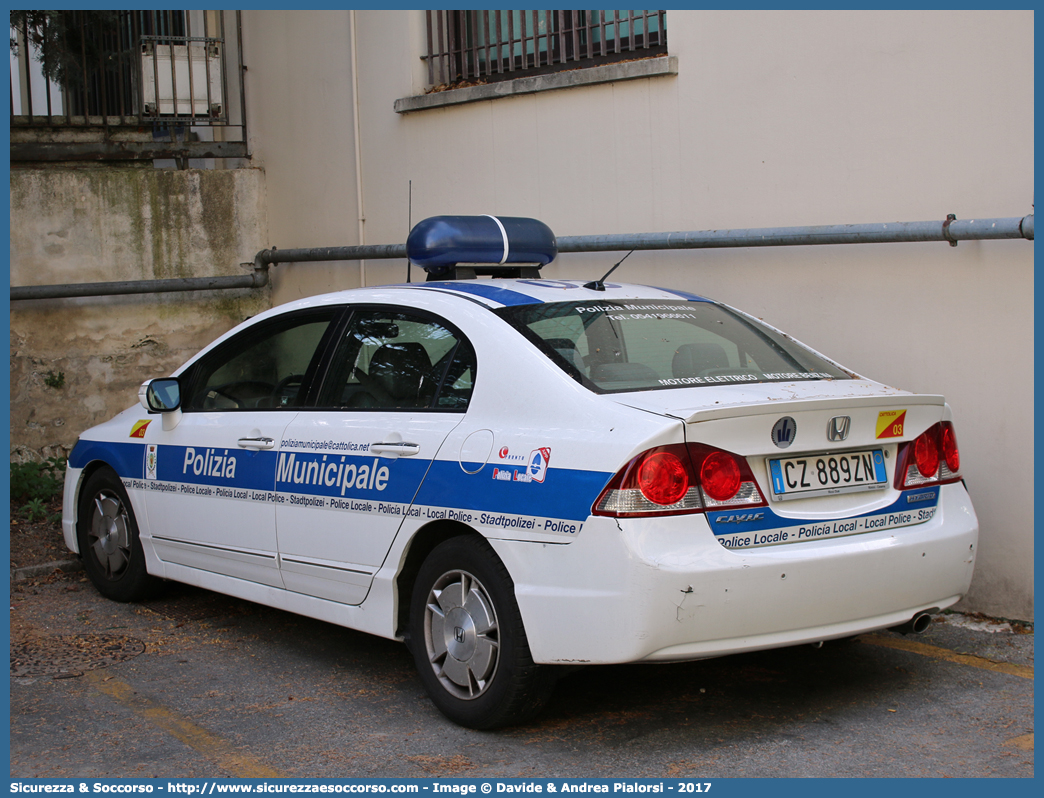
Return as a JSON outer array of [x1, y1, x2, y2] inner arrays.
[[424, 10, 667, 87], [10, 10, 242, 129]]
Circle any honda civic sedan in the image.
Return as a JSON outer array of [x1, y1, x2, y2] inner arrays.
[[63, 217, 977, 728]]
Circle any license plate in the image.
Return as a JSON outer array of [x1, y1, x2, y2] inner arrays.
[[768, 449, 887, 501]]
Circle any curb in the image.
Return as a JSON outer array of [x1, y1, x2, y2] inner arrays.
[[11, 558, 84, 581]]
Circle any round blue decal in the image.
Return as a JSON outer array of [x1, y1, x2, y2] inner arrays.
[[771, 417, 797, 449]]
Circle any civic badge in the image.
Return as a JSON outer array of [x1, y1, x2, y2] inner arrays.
[[827, 416, 851, 442], [771, 417, 797, 449]]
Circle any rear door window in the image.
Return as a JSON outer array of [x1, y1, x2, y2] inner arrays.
[[317, 308, 476, 410]]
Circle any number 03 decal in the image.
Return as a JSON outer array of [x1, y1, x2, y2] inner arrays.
[[876, 409, 907, 439]]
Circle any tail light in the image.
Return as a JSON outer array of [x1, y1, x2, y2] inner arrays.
[[593, 443, 766, 518], [941, 424, 960, 473], [895, 421, 962, 489]]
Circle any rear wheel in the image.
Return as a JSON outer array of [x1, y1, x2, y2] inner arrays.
[[409, 536, 554, 729], [77, 468, 160, 602]]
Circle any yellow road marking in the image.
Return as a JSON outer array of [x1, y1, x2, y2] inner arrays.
[[861, 634, 1034, 680], [85, 670, 284, 777]]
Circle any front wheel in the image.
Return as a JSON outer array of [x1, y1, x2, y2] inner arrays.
[[77, 467, 161, 602], [409, 537, 554, 729]]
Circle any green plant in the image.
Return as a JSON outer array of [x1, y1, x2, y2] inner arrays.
[[10, 456, 66, 505], [23, 497, 48, 522], [44, 370, 65, 389]]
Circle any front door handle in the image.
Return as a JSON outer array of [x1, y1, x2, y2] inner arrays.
[[370, 441, 421, 457], [238, 436, 275, 450]]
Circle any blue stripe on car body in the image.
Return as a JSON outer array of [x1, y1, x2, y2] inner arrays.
[[69, 439, 147, 479], [70, 440, 942, 541], [705, 487, 941, 536], [415, 281, 541, 307], [68, 438, 612, 523], [647, 285, 714, 303], [413, 460, 611, 521]]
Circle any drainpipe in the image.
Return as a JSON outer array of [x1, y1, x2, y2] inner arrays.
[[255, 243, 407, 268], [349, 9, 367, 287], [10, 261, 270, 301], [9, 214, 1032, 301], [249, 214, 1033, 273], [556, 214, 1034, 252]]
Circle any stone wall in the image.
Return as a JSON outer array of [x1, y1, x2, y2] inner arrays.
[[9, 167, 271, 462]]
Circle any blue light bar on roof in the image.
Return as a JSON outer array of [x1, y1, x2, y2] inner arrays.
[[407, 215, 557, 277]]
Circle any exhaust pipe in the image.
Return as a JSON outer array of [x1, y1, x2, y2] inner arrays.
[[890, 610, 935, 635]]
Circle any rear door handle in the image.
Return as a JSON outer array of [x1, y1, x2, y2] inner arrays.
[[370, 441, 421, 457], [238, 436, 275, 450]]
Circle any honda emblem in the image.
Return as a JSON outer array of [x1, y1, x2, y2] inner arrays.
[[827, 416, 851, 442]]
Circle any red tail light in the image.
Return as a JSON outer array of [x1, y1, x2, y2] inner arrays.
[[699, 450, 742, 501], [593, 443, 765, 518], [895, 421, 962, 489], [941, 424, 960, 473], [914, 432, 940, 479], [637, 451, 690, 505]]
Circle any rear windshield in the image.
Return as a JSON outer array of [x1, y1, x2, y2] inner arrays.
[[496, 299, 852, 393]]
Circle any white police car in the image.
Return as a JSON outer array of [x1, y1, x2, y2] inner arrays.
[[63, 216, 978, 729]]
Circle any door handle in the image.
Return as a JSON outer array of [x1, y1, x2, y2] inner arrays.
[[370, 441, 421, 457], [238, 436, 275, 450]]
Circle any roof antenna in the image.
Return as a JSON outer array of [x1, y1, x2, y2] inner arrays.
[[584, 249, 634, 292], [405, 180, 413, 283]]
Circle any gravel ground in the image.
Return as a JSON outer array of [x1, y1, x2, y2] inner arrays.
[[10, 498, 68, 571], [9, 504, 1033, 779]]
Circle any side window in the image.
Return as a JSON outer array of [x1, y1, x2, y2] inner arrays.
[[319, 309, 475, 411], [436, 338, 476, 410], [182, 311, 339, 411], [528, 314, 588, 376]]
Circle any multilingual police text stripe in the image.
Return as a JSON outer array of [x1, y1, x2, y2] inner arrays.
[[708, 487, 941, 549], [76, 439, 611, 524]]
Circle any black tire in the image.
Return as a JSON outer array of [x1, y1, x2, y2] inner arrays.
[[76, 467, 161, 602], [408, 536, 555, 729]]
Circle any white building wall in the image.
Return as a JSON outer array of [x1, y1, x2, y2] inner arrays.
[[244, 10, 1033, 619], [242, 10, 363, 301]]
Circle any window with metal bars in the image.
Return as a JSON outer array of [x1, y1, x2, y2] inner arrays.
[[424, 10, 667, 87], [11, 10, 228, 123]]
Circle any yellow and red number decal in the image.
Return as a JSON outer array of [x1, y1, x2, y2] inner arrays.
[[130, 419, 152, 438], [876, 410, 907, 439]]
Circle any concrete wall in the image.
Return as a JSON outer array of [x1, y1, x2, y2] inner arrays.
[[9, 168, 271, 462], [242, 10, 1033, 619]]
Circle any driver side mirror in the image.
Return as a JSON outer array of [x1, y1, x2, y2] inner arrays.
[[139, 378, 182, 413]]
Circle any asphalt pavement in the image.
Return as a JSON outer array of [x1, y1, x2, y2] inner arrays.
[[9, 568, 1033, 779]]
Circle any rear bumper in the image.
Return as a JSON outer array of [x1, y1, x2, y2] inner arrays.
[[492, 481, 977, 664]]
